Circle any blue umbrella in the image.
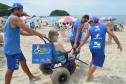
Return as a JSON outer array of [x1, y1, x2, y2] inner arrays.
[[100, 16, 117, 21]]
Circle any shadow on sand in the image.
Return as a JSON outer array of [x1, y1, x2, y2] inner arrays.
[[92, 74, 126, 84], [29, 62, 88, 84]]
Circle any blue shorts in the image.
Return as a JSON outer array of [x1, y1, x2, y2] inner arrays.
[[90, 48, 105, 67], [5, 52, 26, 70]]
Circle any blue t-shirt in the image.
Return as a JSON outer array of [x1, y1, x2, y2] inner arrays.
[[70, 19, 83, 43], [89, 24, 107, 49], [4, 15, 21, 55]]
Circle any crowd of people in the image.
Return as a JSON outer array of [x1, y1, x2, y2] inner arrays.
[[0, 3, 123, 84]]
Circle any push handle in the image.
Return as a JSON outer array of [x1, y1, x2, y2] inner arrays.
[[39, 36, 51, 44]]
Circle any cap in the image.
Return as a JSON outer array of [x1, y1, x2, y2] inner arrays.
[[9, 3, 23, 10], [88, 16, 99, 23]]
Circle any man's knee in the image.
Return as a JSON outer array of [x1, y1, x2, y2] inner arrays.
[[7, 69, 14, 74], [20, 60, 27, 66]]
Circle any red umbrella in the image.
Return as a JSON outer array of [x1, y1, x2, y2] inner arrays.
[[58, 16, 76, 23]]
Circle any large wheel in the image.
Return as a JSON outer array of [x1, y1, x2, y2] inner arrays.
[[51, 67, 70, 84], [39, 64, 53, 74], [62, 61, 76, 74]]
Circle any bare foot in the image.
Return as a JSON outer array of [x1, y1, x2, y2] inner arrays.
[[86, 75, 94, 82], [30, 76, 40, 81]]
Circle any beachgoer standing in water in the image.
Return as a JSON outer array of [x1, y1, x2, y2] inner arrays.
[[4, 3, 46, 84]]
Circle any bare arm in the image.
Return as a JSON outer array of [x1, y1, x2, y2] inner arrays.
[[83, 23, 89, 32], [20, 31, 33, 36], [78, 31, 90, 49], [74, 27, 81, 46], [12, 17, 45, 37], [106, 26, 122, 51], [55, 43, 66, 53]]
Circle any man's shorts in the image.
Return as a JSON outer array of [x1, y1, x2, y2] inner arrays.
[[90, 48, 105, 67], [5, 52, 26, 71]]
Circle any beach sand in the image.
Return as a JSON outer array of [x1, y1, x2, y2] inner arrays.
[[0, 27, 126, 84]]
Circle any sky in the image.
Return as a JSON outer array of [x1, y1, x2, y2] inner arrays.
[[0, 0, 126, 16]]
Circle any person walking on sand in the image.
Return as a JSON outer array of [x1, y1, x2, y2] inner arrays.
[[4, 3, 46, 84], [107, 17, 115, 44], [76, 17, 122, 82], [70, 15, 89, 54]]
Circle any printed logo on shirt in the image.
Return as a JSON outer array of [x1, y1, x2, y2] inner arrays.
[[95, 26, 100, 32], [93, 41, 101, 48], [93, 33, 103, 40]]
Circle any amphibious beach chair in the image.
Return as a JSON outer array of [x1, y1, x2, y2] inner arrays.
[[32, 37, 88, 84]]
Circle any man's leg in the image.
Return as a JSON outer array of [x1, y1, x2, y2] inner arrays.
[[19, 52, 40, 81], [5, 70, 14, 84], [5, 54, 17, 84], [89, 60, 93, 69], [86, 64, 96, 82], [20, 60, 34, 79]]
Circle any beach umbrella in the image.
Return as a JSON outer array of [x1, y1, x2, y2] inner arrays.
[[100, 16, 117, 22], [31, 16, 42, 22], [58, 16, 76, 23], [20, 16, 32, 20], [42, 17, 48, 22]]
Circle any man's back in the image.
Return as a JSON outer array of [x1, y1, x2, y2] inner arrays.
[[4, 15, 21, 55], [89, 24, 107, 49]]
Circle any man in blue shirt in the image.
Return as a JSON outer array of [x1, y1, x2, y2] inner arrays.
[[4, 3, 46, 84], [77, 17, 122, 81], [70, 15, 89, 54]]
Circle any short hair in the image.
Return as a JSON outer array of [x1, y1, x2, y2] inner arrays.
[[82, 15, 89, 20], [48, 30, 59, 42]]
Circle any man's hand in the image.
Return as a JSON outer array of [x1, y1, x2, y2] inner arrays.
[[39, 34, 46, 38], [117, 44, 122, 52], [76, 47, 81, 53], [73, 43, 77, 48]]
